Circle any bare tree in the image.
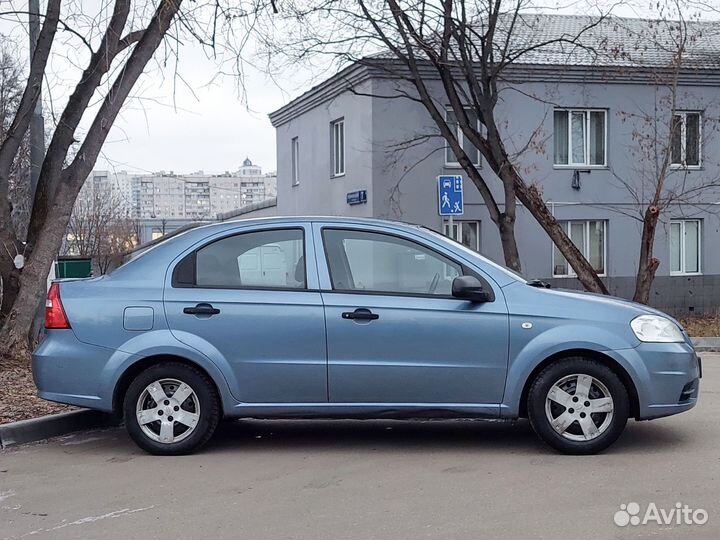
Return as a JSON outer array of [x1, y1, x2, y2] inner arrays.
[[63, 184, 139, 275], [0, 44, 31, 263], [261, 0, 610, 293], [0, 0, 270, 362], [608, 6, 720, 303]]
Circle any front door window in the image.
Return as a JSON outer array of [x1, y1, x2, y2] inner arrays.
[[322, 229, 462, 296]]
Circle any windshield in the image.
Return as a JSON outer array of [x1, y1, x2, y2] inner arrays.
[[421, 226, 527, 283]]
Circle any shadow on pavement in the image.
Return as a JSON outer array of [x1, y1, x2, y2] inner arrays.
[[200, 417, 692, 455]]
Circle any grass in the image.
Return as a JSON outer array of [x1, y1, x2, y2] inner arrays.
[[679, 314, 720, 337]]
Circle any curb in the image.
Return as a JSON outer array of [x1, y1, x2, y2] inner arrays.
[[0, 410, 115, 449], [691, 337, 720, 352]]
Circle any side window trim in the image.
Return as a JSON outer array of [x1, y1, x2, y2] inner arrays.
[[171, 227, 308, 291], [320, 227, 494, 302]]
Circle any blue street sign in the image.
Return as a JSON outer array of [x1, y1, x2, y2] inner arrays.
[[346, 190, 368, 205], [438, 175, 463, 216]]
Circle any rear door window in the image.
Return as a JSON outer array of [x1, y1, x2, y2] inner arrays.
[[191, 229, 305, 289]]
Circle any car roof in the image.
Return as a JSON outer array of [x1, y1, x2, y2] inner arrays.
[[191, 215, 427, 236], [218, 215, 423, 228]]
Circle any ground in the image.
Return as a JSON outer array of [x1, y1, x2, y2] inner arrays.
[[0, 367, 72, 424], [0, 357, 717, 540]]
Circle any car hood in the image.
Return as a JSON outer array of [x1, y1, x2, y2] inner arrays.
[[529, 285, 682, 324]]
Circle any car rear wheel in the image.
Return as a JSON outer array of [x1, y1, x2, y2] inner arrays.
[[527, 357, 629, 455], [123, 362, 220, 455]]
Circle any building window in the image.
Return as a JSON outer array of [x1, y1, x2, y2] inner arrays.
[[443, 220, 481, 252], [331, 119, 345, 177], [553, 220, 606, 277], [554, 109, 607, 166], [291, 137, 300, 186], [445, 107, 480, 166], [670, 219, 701, 275], [671, 112, 701, 167]]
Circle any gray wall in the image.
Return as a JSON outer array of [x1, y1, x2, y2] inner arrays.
[[272, 72, 720, 314], [276, 80, 375, 218], [370, 77, 720, 279]]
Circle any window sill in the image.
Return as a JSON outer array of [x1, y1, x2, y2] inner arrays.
[[669, 165, 703, 171], [670, 272, 703, 277], [552, 165, 609, 170], [445, 162, 481, 169], [552, 273, 608, 279]]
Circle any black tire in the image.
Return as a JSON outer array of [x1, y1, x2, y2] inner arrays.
[[527, 357, 629, 455], [123, 362, 220, 455]]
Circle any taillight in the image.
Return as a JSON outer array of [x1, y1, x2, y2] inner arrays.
[[45, 283, 71, 329]]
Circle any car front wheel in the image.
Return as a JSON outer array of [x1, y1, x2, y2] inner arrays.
[[527, 357, 629, 455], [123, 362, 220, 455]]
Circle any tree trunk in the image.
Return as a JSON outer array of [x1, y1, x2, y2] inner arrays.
[[0, 0, 184, 364], [633, 206, 661, 304], [0, 189, 73, 363], [498, 212, 521, 271], [0, 224, 22, 319], [513, 179, 609, 295], [0, 261, 21, 319]]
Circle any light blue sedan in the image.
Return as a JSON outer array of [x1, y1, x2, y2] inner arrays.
[[33, 217, 701, 455]]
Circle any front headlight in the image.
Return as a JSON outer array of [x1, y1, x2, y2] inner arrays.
[[631, 315, 685, 343]]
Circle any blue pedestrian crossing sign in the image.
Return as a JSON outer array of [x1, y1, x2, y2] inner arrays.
[[438, 175, 464, 216]]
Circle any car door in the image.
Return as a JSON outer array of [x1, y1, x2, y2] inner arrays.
[[164, 224, 328, 403], [315, 223, 509, 410]]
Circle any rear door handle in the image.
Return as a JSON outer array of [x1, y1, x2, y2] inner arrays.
[[183, 303, 220, 316], [342, 308, 379, 321]]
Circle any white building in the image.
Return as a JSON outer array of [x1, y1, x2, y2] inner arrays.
[[81, 158, 277, 221], [129, 158, 277, 220], [78, 171, 135, 217]]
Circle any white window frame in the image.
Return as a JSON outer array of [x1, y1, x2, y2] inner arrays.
[[553, 109, 608, 167], [443, 220, 481, 251], [552, 220, 607, 278], [331, 118, 345, 177], [291, 137, 300, 186], [670, 111, 702, 169], [670, 219, 702, 276], [444, 107, 481, 167]]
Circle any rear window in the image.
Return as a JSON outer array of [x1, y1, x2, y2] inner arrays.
[[176, 228, 306, 290]]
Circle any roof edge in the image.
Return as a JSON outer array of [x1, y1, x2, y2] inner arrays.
[[268, 57, 720, 127], [269, 63, 372, 127]]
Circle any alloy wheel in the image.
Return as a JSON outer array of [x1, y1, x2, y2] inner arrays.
[[544, 373, 614, 442], [135, 378, 200, 444]]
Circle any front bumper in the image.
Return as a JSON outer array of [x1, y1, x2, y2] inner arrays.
[[612, 341, 700, 420]]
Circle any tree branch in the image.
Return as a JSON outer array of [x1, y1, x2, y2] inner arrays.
[[26, 0, 135, 247], [0, 0, 61, 245]]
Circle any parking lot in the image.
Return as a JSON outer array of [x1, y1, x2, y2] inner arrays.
[[0, 356, 717, 540]]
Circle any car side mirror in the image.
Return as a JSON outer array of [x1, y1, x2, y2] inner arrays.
[[452, 275, 492, 303]]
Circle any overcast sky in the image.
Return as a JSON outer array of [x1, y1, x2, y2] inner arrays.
[[2, 0, 310, 177], [96, 50, 290, 176]]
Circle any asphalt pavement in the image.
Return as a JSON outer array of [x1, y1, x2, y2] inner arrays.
[[1, 355, 718, 540]]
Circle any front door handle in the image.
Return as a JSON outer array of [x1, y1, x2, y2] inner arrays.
[[342, 308, 379, 321], [183, 303, 220, 316]]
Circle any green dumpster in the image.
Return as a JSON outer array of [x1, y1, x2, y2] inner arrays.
[[55, 257, 92, 279]]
